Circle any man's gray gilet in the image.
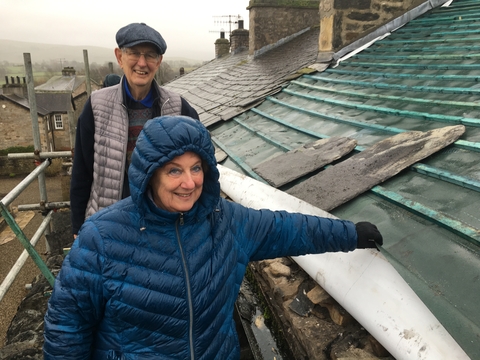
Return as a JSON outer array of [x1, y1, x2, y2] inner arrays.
[[85, 83, 182, 219]]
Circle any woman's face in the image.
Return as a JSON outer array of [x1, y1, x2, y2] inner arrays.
[[150, 152, 204, 213]]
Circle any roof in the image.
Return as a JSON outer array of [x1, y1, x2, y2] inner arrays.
[[35, 75, 85, 93], [0, 93, 49, 116], [167, 0, 480, 358], [165, 27, 321, 127], [0, 92, 72, 114], [35, 92, 73, 113]]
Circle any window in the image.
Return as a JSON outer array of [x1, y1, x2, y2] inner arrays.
[[54, 114, 63, 129]]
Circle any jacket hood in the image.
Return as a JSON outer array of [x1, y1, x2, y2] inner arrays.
[[128, 115, 220, 219]]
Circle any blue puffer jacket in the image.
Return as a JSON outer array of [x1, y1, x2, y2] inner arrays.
[[44, 116, 358, 359]]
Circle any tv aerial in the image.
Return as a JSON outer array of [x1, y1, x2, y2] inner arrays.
[[210, 14, 242, 36]]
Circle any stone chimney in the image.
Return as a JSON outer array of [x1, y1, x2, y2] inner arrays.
[[318, 0, 428, 64], [2, 76, 28, 98], [62, 67, 76, 76], [215, 31, 230, 58], [230, 20, 249, 54], [247, 0, 320, 55]]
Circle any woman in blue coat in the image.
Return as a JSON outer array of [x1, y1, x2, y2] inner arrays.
[[43, 115, 382, 359]]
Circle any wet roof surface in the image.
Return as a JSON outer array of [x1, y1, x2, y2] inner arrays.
[[168, 0, 480, 357], [35, 75, 85, 93], [165, 28, 320, 127], [35, 92, 72, 113]]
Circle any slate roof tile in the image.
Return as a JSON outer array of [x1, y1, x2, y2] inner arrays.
[[165, 28, 320, 125]]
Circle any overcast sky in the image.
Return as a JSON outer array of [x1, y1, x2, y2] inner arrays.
[[0, 0, 250, 61]]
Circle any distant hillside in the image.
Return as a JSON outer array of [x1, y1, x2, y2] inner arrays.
[[0, 39, 204, 66]]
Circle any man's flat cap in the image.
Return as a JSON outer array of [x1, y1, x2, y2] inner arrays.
[[116, 23, 167, 55]]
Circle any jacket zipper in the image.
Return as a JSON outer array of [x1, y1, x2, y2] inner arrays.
[[119, 103, 129, 201], [160, 98, 170, 116], [176, 213, 194, 359]]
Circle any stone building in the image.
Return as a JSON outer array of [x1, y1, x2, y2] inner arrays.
[[35, 67, 96, 130], [0, 76, 51, 151], [0, 67, 99, 152]]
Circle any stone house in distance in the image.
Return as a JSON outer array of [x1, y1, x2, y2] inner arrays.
[[0, 67, 99, 152]]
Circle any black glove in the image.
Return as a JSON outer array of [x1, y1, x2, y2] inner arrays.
[[355, 222, 383, 249]]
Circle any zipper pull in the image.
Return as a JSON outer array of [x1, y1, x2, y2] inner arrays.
[[179, 213, 184, 226]]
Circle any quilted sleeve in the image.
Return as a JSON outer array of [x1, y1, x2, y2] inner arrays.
[[223, 199, 357, 261], [43, 222, 105, 359]]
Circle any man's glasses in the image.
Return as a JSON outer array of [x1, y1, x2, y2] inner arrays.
[[122, 49, 160, 63]]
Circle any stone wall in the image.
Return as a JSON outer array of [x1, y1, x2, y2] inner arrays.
[[0, 99, 47, 150], [319, 0, 425, 55], [0, 97, 77, 152], [42, 113, 71, 152], [0, 157, 65, 177], [246, 0, 427, 64], [248, 0, 320, 54], [0, 157, 36, 177]]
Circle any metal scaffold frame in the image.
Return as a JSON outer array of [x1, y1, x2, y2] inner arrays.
[[0, 53, 74, 303]]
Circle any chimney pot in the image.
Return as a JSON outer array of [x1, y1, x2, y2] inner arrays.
[[62, 67, 76, 76], [5, 76, 8, 84]]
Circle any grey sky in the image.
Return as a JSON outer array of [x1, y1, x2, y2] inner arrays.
[[0, 0, 249, 61]]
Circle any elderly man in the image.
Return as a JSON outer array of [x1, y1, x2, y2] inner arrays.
[[70, 23, 199, 237]]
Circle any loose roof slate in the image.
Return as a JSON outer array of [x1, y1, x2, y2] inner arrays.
[[167, 0, 480, 358], [287, 125, 465, 211], [253, 136, 357, 188]]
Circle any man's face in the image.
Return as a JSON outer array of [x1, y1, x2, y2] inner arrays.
[[114, 43, 162, 97]]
